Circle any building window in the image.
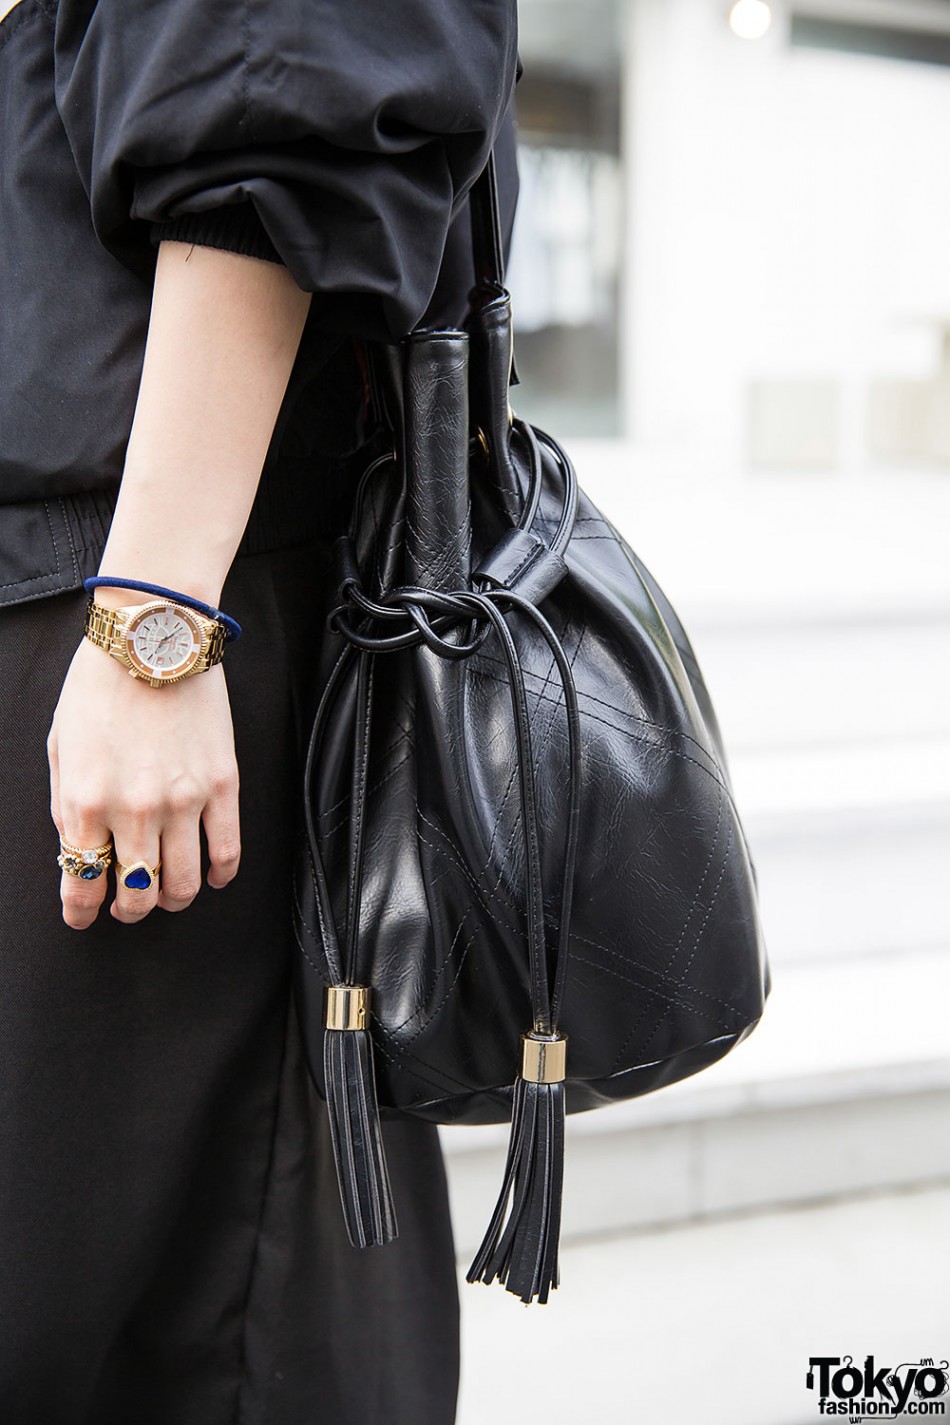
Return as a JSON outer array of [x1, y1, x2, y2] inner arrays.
[[509, 0, 624, 436]]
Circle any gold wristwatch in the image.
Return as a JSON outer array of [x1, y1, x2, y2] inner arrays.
[[83, 597, 227, 687]]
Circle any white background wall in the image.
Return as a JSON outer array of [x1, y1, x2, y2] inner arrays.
[[625, 0, 950, 465]]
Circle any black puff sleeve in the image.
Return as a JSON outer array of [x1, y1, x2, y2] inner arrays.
[[150, 202, 285, 266], [52, 0, 519, 340]]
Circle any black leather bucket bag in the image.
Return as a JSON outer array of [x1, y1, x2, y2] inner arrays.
[[292, 158, 770, 1303]]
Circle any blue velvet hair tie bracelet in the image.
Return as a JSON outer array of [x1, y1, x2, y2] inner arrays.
[[83, 577, 242, 641]]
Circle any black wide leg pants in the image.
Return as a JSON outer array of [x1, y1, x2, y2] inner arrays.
[[0, 538, 460, 1425]]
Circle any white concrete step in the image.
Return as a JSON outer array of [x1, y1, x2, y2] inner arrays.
[[573, 447, 950, 630], [744, 799, 950, 967], [693, 613, 950, 757]]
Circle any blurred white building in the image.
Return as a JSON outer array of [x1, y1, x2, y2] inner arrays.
[[512, 0, 950, 473]]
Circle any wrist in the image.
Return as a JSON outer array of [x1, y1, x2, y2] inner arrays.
[[97, 511, 232, 612], [91, 584, 223, 613], [92, 585, 160, 613]]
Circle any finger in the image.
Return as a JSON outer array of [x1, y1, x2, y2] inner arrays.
[[48, 737, 63, 837], [112, 831, 162, 925], [58, 817, 112, 931], [156, 815, 202, 914], [202, 771, 241, 890]]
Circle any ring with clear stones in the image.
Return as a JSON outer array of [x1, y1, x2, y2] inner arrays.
[[57, 838, 114, 881]]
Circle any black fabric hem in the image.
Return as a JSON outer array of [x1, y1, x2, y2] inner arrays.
[[150, 203, 284, 266]]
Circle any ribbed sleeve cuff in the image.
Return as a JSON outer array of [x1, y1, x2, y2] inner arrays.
[[149, 202, 284, 265]]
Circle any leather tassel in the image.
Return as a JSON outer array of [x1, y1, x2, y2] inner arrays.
[[323, 988, 398, 1248], [467, 1036, 567, 1304]]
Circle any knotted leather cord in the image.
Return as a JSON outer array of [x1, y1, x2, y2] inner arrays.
[[302, 415, 582, 1043], [302, 643, 353, 988], [343, 651, 375, 985]]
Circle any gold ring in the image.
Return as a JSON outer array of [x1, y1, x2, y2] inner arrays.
[[116, 859, 162, 892], [57, 838, 113, 881]]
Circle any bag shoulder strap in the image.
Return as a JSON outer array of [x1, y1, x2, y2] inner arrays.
[[469, 152, 506, 290]]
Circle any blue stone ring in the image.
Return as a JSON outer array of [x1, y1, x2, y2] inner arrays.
[[116, 859, 162, 892], [57, 838, 113, 881]]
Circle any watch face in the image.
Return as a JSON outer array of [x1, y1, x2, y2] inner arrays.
[[125, 605, 202, 680]]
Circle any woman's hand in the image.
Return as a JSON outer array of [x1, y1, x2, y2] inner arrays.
[[47, 636, 241, 929], [43, 239, 310, 929]]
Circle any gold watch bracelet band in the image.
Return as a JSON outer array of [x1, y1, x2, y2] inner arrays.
[[83, 597, 227, 687]]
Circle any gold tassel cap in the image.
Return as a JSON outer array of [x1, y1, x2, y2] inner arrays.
[[325, 984, 371, 1031], [521, 1033, 567, 1085]]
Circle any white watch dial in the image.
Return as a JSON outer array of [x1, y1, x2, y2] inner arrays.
[[129, 609, 200, 675]]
